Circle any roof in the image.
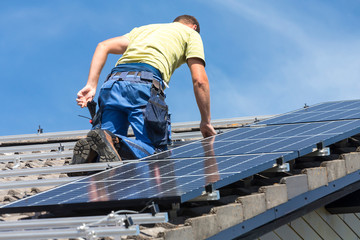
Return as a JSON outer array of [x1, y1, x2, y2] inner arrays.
[[0, 114, 360, 240]]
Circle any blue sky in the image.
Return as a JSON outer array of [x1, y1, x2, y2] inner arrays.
[[1, 0, 360, 135]]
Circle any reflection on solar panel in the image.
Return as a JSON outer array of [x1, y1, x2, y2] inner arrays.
[[2, 100, 360, 214]]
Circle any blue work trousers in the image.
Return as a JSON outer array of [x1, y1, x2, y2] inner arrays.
[[95, 69, 170, 159]]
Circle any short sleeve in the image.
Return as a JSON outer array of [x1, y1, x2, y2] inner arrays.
[[123, 27, 140, 41], [123, 32, 131, 40], [185, 31, 206, 66]]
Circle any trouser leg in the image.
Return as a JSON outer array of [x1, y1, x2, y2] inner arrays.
[[101, 108, 129, 136], [95, 73, 169, 158], [98, 78, 156, 158]]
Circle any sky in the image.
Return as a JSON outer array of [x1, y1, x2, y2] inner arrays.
[[1, 0, 360, 136]]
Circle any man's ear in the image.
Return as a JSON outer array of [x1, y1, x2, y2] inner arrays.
[[193, 24, 198, 31]]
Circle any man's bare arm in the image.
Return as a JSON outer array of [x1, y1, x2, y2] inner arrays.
[[187, 58, 216, 138], [76, 36, 130, 108]]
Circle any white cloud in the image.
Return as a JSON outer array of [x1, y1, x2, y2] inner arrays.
[[210, 0, 360, 114]]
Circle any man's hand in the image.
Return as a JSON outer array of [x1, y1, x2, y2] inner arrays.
[[200, 121, 216, 138], [76, 85, 96, 108]]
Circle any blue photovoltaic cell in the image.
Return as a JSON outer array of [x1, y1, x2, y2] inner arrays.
[[2, 100, 360, 213], [155, 119, 360, 159], [4, 152, 288, 210], [260, 100, 360, 125]]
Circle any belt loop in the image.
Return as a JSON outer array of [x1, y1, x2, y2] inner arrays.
[[119, 72, 128, 80], [140, 71, 153, 81], [133, 71, 139, 81]]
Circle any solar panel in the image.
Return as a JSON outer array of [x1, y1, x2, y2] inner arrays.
[[1, 152, 290, 212], [156, 119, 360, 159], [261, 99, 360, 125], [2, 100, 360, 214]]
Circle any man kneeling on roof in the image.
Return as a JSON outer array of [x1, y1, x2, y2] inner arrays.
[[73, 15, 216, 163]]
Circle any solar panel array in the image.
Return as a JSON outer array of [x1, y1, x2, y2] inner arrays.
[[2, 100, 360, 213]]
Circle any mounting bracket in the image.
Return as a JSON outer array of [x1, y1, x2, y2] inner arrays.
[[189, 190, 220, 202], [264, 156, 289, 173], [307, 142, 330, 156]]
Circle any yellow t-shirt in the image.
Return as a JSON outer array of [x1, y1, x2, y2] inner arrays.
[[116, 22, 205, 84]]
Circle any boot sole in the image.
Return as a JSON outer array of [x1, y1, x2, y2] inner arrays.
[[69, 138, 98, 176], [87, 129, 122, 162], [71, 138, 91, 165]]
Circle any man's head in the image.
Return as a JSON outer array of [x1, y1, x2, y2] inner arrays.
[[173, 15, 200, 34]]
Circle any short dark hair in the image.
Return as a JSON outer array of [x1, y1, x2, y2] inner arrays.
[[173, 15, 200, 33]]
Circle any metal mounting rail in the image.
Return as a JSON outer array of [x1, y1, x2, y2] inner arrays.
[[0, 212, 168, 230], [0, 150, 73, 163], [0, 130, 88, 143], [0, 226, 139, 240], [0, 161, 122, 178], [0, 212, 168, 240], [0, 142, 75, 154]]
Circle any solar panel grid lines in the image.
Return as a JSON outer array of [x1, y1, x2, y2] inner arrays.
[[321, 125, 360, 149], [25, 180, 88, 207], [260, 100, 360, 125], [310, 99, 360, 111], [82, 154, 268, 202], [161, 125, 290, 159], [23, 159, 176, 206], [229, 124, 321, 155], [91, 160, 179, 199], [123, 154, 267, 200], [2, 119, 358, 208], [70, 167, 163, 204], [5, 151, 289, 208], [19, 156, 176, 206], [64, 155, 215, 203], [64, 174, 216, 182], [251, 120, 360, 154], [164, 120, 360, 160], [265, 109, 360, 125], [304, 100, 356, 112], [66, 152, 292, 203], [3, 99, 360, 213], [32, 163, 145, 206], [189, 153, 291, 190]]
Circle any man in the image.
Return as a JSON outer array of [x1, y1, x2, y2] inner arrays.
[[74, 15, 216, 164]]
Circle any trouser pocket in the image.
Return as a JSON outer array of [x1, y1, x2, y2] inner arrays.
[[144, 92, 169, 147]]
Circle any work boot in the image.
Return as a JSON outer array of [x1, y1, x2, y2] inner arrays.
[[69, 137, 99, 176], [71, 137, 99, 164], [87, 129, 122, 162]]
